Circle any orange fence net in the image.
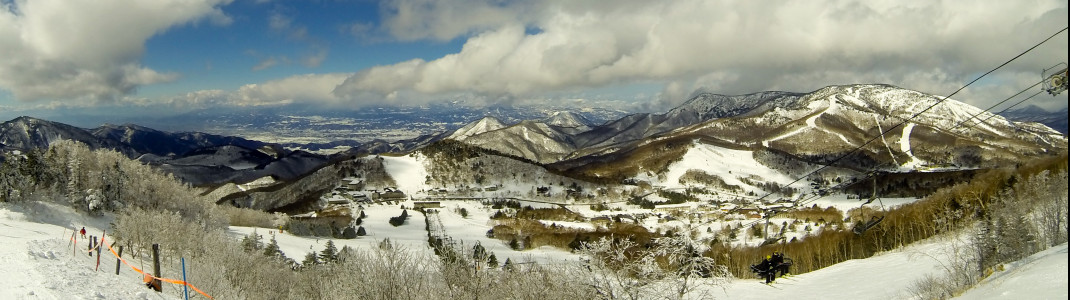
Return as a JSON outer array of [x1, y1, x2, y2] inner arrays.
[[104, 241, 214, 299]]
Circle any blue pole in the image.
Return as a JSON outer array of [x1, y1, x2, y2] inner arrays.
[[181, 257, 189, 300]]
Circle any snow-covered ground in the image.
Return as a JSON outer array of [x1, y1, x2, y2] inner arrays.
[[4, 201, 1064, 299], [648, 142, 803, 193], [719, 237, 1068, 300], [0, 202, 179, 300], [231, 201, 435, 260], [380, 154, 430, 194], [956, 243, 1068, 300], [806, 194, 920, 216]]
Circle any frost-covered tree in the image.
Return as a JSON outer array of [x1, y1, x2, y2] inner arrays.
[[321, 240, 339, 263], [578, 235, 730, 300], [263, 232, 284, 259], [302, 252, 321, 266], [241, 230, 264, 252]]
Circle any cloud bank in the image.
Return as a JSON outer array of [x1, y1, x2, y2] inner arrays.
[[337, 0, 1068, 109], [0, 0, 232, 102]]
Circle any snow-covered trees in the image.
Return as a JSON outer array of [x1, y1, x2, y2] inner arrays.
[[578, 235, 731, 300]]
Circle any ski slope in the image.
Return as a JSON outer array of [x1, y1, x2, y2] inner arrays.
[[956, 243, 1068, 299], [380, 154, 430, 194], [0, 202, 179, 300], [654, 141, 801, 193]]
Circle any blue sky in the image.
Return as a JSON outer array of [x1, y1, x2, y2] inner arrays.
[[0, 0, 1067, 123], [140, 0, 463, 98]]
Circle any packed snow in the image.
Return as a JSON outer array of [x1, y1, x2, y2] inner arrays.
[[653, 142, 801, 193], [380, 154, 430, 195], [0, 202, 179, 300], [956, 243, 1068, 299], [898, 122, 926, 169]]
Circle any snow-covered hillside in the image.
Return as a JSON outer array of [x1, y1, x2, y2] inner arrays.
[[719, 238, 1068, 299], [647, 142, 801, 194], [0, 203, 180, 299], [956, 243, 1068, 299], [446, 116, 506, 141], [5, 202, 1065, 299]]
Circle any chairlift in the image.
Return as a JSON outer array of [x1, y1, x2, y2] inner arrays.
[[759, 209, 788, 246], [852, 175, 886, 235], [1042, 63, 1068, 95]]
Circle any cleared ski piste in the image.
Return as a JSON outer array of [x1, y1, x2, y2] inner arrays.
[[0, 202, 179, 300], [2, 202, 1067, 299]]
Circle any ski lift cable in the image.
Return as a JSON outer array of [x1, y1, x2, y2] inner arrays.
[[749, 26, 1068, 205], [903, 78, 1047, 157], [744, 81, 1052, 231], [745, 79, 1043, 229], [949, 79, 1045, 132], [962, 90, 1047, 132], [736, 26, 1068, 230]]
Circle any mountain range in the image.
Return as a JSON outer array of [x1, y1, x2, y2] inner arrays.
[[2, 84, 1066, 194]]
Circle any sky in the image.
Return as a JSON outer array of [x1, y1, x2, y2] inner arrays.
[[0, 0, 1067, 123]]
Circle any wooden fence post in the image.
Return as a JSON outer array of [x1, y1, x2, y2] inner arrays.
[[95, 231, 105, 271], [115, 246, 123, 275], [152, 244, 162, 292]]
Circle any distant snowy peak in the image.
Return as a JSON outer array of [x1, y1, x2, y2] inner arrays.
[[544, 111, 594, 129], [670, 90, 804, 119], [447, 116, 507, 141], [801, 84, 1024, 134], [462, 119, 577, 163]]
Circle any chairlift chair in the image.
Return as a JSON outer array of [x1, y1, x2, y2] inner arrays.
[[853, 175, 886, 235]]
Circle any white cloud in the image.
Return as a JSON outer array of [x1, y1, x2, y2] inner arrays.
[[0, 0, 233, 102], [237, 73, 350, 106], [301, 47, 329, 68], [252, 57, 281, 71], [147, 73, 351, 110], [342, 0, 1068, 109]]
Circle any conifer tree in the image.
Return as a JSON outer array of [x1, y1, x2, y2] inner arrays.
[[503, 258, 515, 272], [320, 240, 338, 263], [263, 232, 283, 259], [241, 230, 263, 252], [302, 252, 320, 266]]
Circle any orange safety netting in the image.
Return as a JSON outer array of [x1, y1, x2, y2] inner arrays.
[[104, 241, 214, 299]]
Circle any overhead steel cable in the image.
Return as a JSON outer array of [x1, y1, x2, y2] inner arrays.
[[751, 81, 1054, 230], [949, 79, 1046, 132], [747, 26, 1068, 205], [733, 26, 1068, 230], [963, 89, 1047, 132]]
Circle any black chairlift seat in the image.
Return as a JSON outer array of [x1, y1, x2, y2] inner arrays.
[[759, 236, 785, 247], [852, 216, 885, 235]]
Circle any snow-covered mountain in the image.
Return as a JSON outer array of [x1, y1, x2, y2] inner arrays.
[[447, 116, 507, 141], [1000, 105, 1069, 135], [0, 116, 330, 187], [446, 91, 805, 163], [673, 84, 1066, 167], [544, 111, 595, 129], [91, 123, 267, 157], [461, 120, 578, 163], [449, 84, 1066, 188], [0, 116, 134, 156]]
